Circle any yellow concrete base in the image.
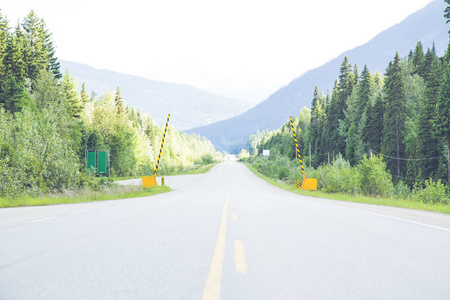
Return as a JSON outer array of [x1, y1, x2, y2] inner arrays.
[[142, 176, 158, 188], [301, 177, 317, 191]]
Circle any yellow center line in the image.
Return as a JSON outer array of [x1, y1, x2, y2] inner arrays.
[[234, 240, 248, 274], [202, 190, 230, 300]]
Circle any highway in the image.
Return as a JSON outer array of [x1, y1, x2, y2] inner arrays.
[[1, 158, 450, 299]]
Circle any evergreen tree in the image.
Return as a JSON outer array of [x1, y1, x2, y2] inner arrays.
[[115, 87, 124, 115], [382, 52, 407, 179], [60, 69, 82, 118], [309, 86, 325, 163], [353, 63, 360, 86], [356, 64, 373, 124], [416, 55, 441, 179], [80, 83, 89, 104], [338, 56, 355, 103], [21, 10, 61, 82], [435, 60, 450, 182], [0, 70, 34, 113], [323, 79, 340, 158], [4, 25, 27, 84], [361, 95, 383, 155], [413, 42, 425, 77]]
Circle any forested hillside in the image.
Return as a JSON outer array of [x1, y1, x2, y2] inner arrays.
[[0, 11, 220, 199], [243, 37, 450, 201], [58, 60, 252, 130], [189, 0, 449, 153]]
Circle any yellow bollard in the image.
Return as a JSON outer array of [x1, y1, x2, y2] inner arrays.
[[142, 175, 157, 188], [300, 175, 317, 191]]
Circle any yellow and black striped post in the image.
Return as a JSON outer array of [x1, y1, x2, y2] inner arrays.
[[290, 116, 318, 190], [154, 114, 170, 176], [290, 116, 305, 179], [295, 179, 299, 188], [161, 177, 165, 186]]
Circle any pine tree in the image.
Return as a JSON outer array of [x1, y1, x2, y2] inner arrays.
[[0, 70, 34, 113], [327, 56, 355, 157], [80, 83, 90, 104], [353, 63, 360, 86], [323, 79, 340, 158], [413, 42, 425, 77], [435, 60, 450, 182], [60, 69, 82, 118], [356, 64, 373, 124], [21, 10, 61, 82], [361, 95, 384, 155], [382, 52, 407, 180], [115, 87, 124, 115], [4, 25, 27, 84], [416, 55, 442, 179]]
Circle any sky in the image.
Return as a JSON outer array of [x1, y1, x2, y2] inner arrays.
[[2, 0, 435, 103]]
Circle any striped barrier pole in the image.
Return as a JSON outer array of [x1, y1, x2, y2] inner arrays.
[[290, 116, 317, 190], [154, 114, 170, 176], [161, 177, 165, 186], [290, 116, 305, 179]]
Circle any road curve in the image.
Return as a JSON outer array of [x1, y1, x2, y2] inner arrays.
[[1, 159, 450, 299]]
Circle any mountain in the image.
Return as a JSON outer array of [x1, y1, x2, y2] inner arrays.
[[187, 0, 449, 153], [58, 60, 252, 130]]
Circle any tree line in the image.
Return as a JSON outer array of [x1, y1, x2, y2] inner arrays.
[[0, 11, 220, 198]]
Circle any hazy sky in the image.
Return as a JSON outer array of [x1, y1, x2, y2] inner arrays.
[[2, 0, 435, 103]]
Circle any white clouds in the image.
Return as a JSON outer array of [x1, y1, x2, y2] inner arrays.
[[1, 0, 434, 103]]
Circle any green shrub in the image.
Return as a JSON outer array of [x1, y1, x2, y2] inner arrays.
[[394, 180, 411, 199], [357, 155, 394, 197], [313, 155, 358, 194], [412, 179, 449, 204]]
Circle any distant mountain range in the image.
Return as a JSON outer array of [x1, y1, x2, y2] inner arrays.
[[58, 60, 252, 130], [187, 0, 449, 153]]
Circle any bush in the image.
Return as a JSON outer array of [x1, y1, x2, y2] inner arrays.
[[314, 155, 359, 194], [394, 180, 411, 199], [201, 153, 215, 164], [412, 179, 449, 204], [357, 155, 394, 197]]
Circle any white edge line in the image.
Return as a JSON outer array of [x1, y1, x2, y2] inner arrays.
[[324, 203, 450, 233]]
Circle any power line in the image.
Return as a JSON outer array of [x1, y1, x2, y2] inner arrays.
[[371, 150, 445, 161]]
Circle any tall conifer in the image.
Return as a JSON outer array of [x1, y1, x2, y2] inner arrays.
[[416, 55, 441, 179], [382, 52, 406, 179], [115, 87, 124, 116], [435, 59, 450, 182]]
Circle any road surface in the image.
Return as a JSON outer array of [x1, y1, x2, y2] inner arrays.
[[1, 158, 450, 299]]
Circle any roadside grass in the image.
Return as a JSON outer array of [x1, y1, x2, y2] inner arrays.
[[245, 163, 450, 215], [0, 163, 217, 208], [0, 185, 171, 208]]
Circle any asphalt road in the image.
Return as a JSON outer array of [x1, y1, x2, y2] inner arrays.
[[1, 158, 450, 299]]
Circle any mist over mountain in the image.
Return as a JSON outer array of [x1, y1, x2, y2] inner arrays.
[[58, 60, 252, 130], [187, 0, 449, 153]]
